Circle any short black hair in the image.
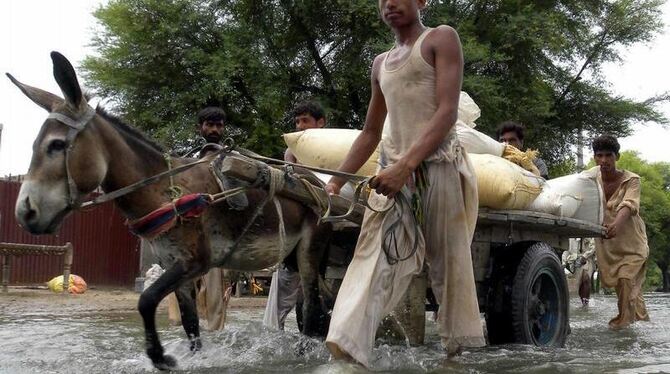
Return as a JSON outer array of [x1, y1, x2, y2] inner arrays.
[[197, 106, 226, 125], [592, 135, 620, 155], [292, 101, 325, 121], [496, 121, 525, 141]]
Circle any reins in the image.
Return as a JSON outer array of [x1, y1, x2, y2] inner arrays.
[[48, 107, 415, 264], [49, 106, 369, 221], [80, 152, 223, 208]]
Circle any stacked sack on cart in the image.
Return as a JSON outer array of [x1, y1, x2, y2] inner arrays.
[[282, 92, 603, 226]]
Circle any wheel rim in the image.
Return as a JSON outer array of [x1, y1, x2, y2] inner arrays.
[[527, 269, 561, 345]]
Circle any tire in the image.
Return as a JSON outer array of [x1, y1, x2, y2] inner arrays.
[[484, 245, 518, 345], [511, 242, 569, 346]]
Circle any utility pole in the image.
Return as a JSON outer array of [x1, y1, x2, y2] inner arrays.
[[576, 126, 584, 171]]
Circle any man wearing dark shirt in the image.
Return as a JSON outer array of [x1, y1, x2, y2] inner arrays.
[[497, 121, 549, 179]]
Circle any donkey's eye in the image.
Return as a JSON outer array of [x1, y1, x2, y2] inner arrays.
[[47, 139, 67, 154]]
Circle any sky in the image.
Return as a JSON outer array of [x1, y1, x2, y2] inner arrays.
[[0, 0, 669, 176]]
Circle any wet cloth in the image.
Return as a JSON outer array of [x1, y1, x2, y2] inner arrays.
[[262, 265, 304, 330], [593, 168, 650, 328], [167, 268, 233, 331], [196, 268, 233, 331], [325, 28, 485, 367]]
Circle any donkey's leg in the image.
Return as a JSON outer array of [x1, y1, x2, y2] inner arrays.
[[296, 219, 333, 337], [174, 280, 202, 352], [138, 261, 188, 370]]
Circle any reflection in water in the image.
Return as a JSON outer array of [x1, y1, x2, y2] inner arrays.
[[1, 294, 670, 373]]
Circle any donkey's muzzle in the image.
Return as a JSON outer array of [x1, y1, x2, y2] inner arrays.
[[16, 196, 41, 233]]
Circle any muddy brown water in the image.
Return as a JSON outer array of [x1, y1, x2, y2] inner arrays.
[[1, 291, 669, 373]]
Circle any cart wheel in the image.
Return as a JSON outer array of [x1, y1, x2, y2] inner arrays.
[[511, 242, 569, 346]]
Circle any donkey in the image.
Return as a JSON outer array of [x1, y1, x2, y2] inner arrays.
[[9, 52, 331, 370]]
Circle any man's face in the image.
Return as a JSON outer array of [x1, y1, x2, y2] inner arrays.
[[294, 113, 325, 131], [594, 150, 618, 173], [378, 0, 425, 27], [499, 131, 523, 150], [199, 120, 225, 143]]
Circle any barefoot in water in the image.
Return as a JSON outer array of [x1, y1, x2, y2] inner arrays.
[[326, 342, 358, 364]]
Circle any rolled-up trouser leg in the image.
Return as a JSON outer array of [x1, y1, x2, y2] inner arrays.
[[198, 268, 231, 331], [263, 266, 303, 330], [276, 265, 303, 330]]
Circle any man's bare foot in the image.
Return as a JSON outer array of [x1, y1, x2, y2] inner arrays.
[[446, 345, 464, 358], [326, 342, 357, 364]]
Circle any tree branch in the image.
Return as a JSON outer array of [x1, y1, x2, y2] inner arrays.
[[555, 29, 609, 105], [280, 0, 337, 99]]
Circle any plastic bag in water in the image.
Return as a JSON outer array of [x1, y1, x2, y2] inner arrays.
[[47, 274, 87, 294], [144, 264, 165, 291]]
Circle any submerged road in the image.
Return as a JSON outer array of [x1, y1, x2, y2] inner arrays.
[[0, 291, 669, 373]]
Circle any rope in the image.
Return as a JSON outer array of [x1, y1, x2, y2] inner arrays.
[[214, 145, 391, 223], [268, 168, 287, 261], [164, 154, 184, 199], [381, 192, 422, 265], [218, 166, 287, 267], [208, 187, 248, 205], [289, 170, 333, 222], [80, 148, 227, 208]]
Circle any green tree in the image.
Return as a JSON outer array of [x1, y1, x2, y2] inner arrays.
[[83, 0, 667, 160], [83, 0, 387, 156]]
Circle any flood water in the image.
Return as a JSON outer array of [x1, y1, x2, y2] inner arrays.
[[1, 293, 670, 373]]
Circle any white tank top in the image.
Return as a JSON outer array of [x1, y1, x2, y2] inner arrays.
[[380, 28, 459, 165]]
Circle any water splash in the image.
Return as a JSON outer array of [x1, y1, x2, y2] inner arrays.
[[2, 295, 670, 373]]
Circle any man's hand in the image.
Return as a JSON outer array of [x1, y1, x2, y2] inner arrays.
[[604, 221, 620, 239], [605, 207, 631, 239], [325, 182, 341, 195], [369, 161, 413, 198]]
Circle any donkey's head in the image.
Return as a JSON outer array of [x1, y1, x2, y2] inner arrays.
[[9, 52, 109, 234]]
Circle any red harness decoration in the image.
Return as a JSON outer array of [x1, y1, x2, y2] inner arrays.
[[128, 193, 211, 239]]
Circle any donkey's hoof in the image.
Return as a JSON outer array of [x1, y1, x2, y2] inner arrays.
[[153, 354, 177, 371], [190, 337, 202, 352]]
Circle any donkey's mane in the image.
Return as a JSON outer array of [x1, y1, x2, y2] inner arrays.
[[95, 106, 165, 154]]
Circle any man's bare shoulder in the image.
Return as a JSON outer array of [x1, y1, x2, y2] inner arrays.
[[427, 25, 460, 46], [372, 53, 387, 68], [371, 52, 387, 77]]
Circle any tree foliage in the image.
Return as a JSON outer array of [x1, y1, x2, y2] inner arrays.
[[83, 0, 667, 160]]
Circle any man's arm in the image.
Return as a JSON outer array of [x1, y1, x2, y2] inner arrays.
[[326, 54, 387, 194], [371, 26, 463, 197], [605, 177, 640, 238], [535, 158, 549, 179]]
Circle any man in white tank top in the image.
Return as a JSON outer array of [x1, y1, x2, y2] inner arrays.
[[324, 0, 485, 367]]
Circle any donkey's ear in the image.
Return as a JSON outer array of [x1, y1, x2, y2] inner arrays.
[[5, 73, 62, 112], [51, 51, 83, 107]]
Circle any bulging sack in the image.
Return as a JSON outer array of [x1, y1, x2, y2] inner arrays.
[[528, 168, 604, 224], [470, 154, 544, 210], [458, 91, 481, 127], [455, 120, 506, 156], [283, 129, 380, 176], [47, 274, 87, 294], [312, 172, 356, 201], [283, 129, 543, 210]]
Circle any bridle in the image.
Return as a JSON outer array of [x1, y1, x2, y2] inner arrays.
[[45, 106, 222, 210], [46, 106, 96, 209]]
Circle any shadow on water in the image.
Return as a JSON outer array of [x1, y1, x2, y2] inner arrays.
[[1, 293, 670, 373]]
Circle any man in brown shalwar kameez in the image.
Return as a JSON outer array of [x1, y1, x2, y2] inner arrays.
[[167, 107, 234, 331], [592, 134, 650, 329]]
